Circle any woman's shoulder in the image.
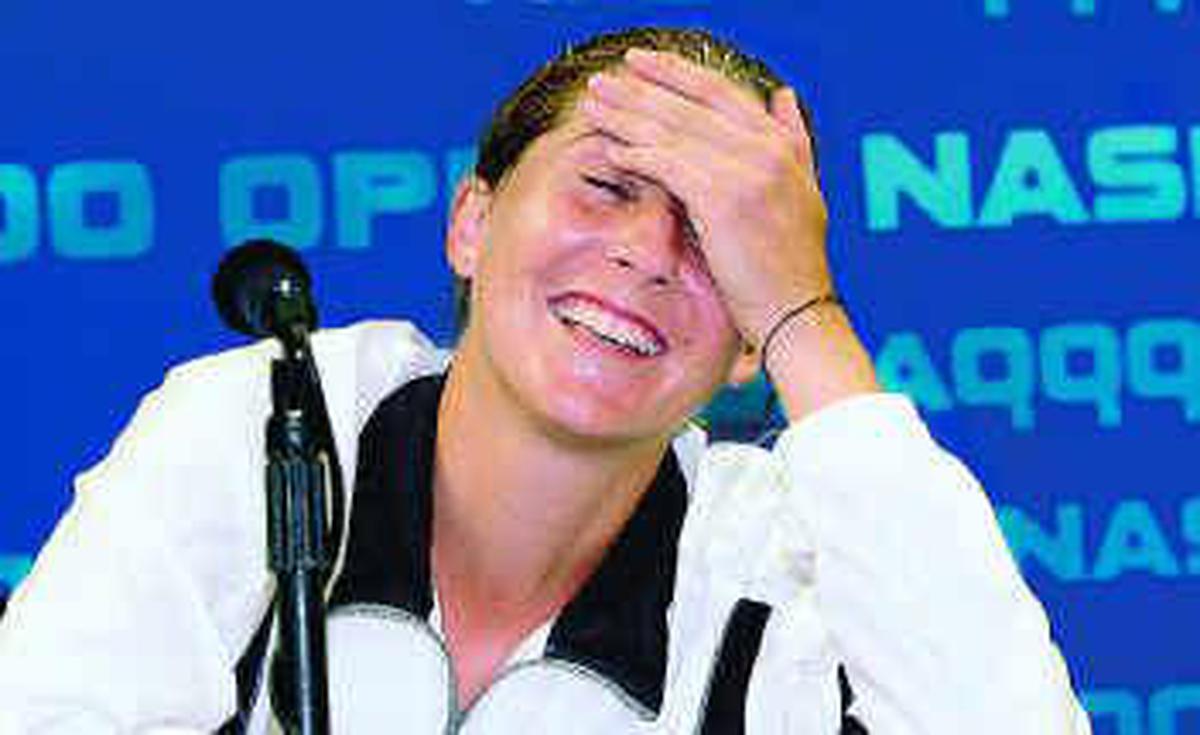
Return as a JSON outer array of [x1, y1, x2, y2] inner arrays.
[[162, 319, 443, 389], [135, 320, 445, 433], [75, 319, 447, 507]]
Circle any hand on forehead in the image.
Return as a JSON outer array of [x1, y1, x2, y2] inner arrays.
[[579, 49, 815, 174], [572, 46, 830, 347], [610, 49, 776, 128]]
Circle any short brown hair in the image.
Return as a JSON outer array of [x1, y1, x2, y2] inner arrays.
[[457, 26, 816, 332]]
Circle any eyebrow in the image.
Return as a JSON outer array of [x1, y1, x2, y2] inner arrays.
[[567, 129, 631, 147], [563, 131, 700, 247], [565, 130, 654, 185]]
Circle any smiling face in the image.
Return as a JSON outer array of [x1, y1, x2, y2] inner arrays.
[[446, 111, 757, 447]]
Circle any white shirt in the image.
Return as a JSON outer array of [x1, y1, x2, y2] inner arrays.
[[0, 321, 1092, 734]]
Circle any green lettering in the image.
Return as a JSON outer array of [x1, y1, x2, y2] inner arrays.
[[978, 130, 1089, 227], [1081, 690, 1142, 735], [1093, 500, 1180, 580], [952, 327, 1036, 430], [0, 165, 39, 264], [1192, 127, 1200, 217], [1041, 323, 1122, 427], [861, 132, 973, 231], [1127, 319, 1200, 422], [219, 154, 323, 250], [983, 0, 1010, 17], [48, 161, 153, 260], [875, 333, 954, 411], [0, 554, 32, 591], [1089, 126, 1185, 222], [1183, 497, 1200, 575], [997, 504, 1086, 580], [1150, 685, 1200, 734], [445, 147, 477, 200], [334, 151, 435, 250]]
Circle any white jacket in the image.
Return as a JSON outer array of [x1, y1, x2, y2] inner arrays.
[[0, 321, 1091, 734]]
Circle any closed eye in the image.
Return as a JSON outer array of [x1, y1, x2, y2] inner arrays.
[[582, 173, 636, 202]]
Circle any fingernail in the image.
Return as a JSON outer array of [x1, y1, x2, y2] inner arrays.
[[588, 72, 612, 91]]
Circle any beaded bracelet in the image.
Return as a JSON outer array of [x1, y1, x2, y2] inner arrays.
[[759, 292, 842, 374]]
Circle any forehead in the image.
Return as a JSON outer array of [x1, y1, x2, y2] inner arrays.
[[521, 112, 620, 166], [501, 111, 696, 237], [510, 111, 667, 195]]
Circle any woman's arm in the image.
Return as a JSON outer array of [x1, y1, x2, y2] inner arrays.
[[0, 348, 277, 733], [568, 46, 1091, 733], [771, 394, 1092, 733]]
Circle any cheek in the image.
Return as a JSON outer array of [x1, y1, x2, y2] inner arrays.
[[540, 189, 618, 251], [491, 192, 599, 272], [679, 265, 739, 339], [562, 186, 624, 226], [678, 285, 745, 383]]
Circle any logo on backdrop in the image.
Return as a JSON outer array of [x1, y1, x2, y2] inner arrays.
[[10, 124, 1199, 259], [983, 0, 1186, 18], [0, 147, 476, 264], [999, 495, 1200, 584], [876, 318, 1200, 431], [463, 0, 710, 5], [1082, 685, 1200, 735], [860, 125, 1200, 232]]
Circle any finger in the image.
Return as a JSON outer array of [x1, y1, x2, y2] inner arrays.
[[583, 80, 784, 180], [770, 87, 806, 139], [587, 71, 757, 152], [600, 141, 696, 199], [601, 141, 748, 252], [578, 94, 670, 149], [770, 86, 816, 169], [622, 48, 769, 131]]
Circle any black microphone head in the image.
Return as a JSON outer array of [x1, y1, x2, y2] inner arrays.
[[212, 239, 317, 338]]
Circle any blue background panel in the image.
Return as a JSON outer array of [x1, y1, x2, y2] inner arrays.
[[1, 3, 1197, 730]]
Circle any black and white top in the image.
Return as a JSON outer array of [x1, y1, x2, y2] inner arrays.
[[0, 321, 1091, 734]]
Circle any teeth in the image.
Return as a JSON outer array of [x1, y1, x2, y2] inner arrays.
[[550, 298, 664, 357]]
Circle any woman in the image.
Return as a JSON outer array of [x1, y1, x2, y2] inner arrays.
[[0, 27, 1090, 733]]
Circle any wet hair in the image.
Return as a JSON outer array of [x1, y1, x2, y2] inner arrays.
[[455, 26, 816, 333]]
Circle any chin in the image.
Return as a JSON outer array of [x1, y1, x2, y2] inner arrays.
[[528, 386, 675, 448], [475, 315, 706, 446]]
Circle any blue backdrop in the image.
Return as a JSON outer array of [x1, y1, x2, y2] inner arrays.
[[1, 3, 1197, 732]]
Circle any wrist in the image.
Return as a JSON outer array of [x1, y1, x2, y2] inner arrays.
[[761, 301, 879, 421], [757, 293, 842, 369]]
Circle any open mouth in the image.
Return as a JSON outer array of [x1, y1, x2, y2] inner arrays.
[[548, 293, 668, 358]]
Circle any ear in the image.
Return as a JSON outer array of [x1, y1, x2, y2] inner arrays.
[[445, 176, 493, 280], [724, 339, 761, 387]]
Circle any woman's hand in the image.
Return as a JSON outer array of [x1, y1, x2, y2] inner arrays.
[[580, 49, 878, 419], [579, 48, 830, 347]]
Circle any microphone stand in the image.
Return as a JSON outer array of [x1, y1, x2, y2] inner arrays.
[[265, 320, 332, 735], [213, 240, 344, 734]]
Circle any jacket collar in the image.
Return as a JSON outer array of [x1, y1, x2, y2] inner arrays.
[[328, 373, 687, 715]]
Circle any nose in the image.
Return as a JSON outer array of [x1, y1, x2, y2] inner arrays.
[[605, 199, 688, 287]]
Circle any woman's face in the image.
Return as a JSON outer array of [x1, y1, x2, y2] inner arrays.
[[448, 108, 757, 446]]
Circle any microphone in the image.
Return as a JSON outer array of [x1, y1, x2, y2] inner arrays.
[[212, 239, 318, 342], [212, 239, 339, 733]]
